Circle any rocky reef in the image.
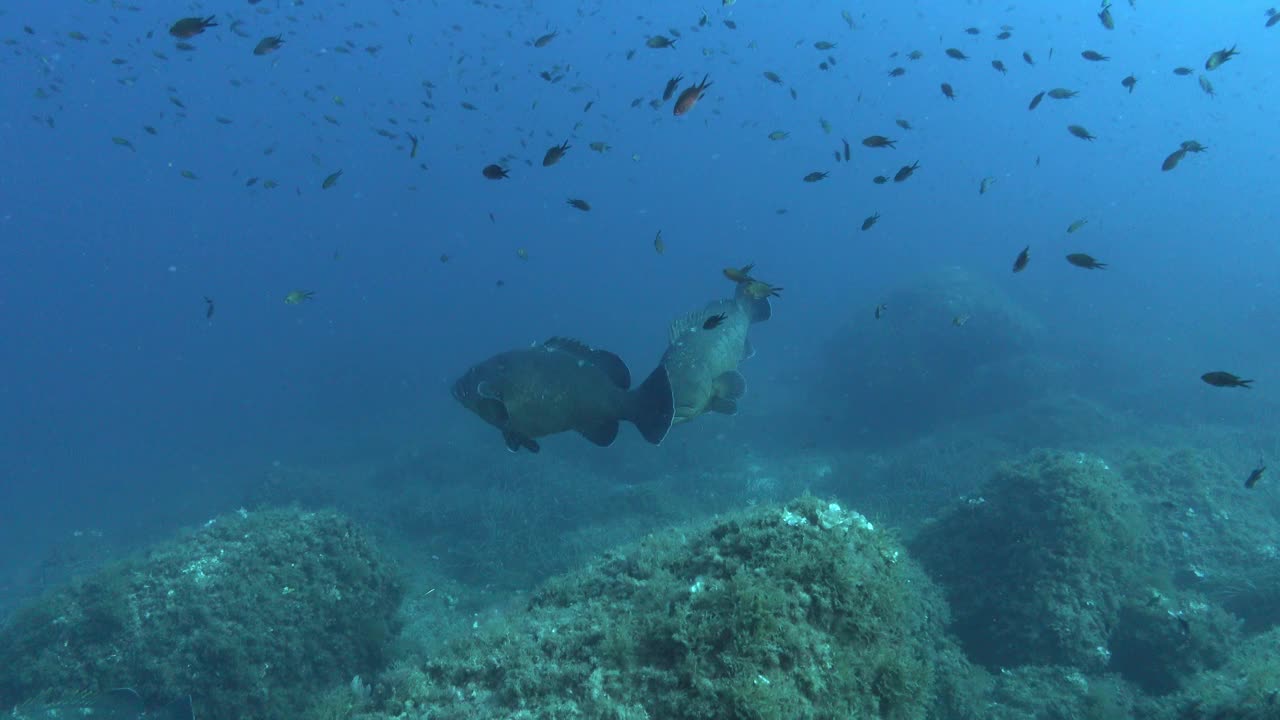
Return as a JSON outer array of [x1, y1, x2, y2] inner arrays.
[[0, 507, 402, 720]]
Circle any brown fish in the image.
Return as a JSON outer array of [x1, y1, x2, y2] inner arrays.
[[723, 263, 755, 283], [673, 75, 712, 116]]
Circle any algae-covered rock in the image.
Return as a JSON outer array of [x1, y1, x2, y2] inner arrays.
[[0, 508, 402, 719], [1141, 625, 1280, 720], [910, 450, 1147, 672], [367, 496, 977, 720]]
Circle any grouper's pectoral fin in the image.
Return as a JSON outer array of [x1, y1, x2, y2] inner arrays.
[[707, 397, 738, 415], [707, 370, 747, 415], [714, 370, 747, 400], [503, 430, 540, 453], [578, 419, 620, 447]]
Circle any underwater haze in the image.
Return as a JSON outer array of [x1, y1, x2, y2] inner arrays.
[[2, 0, 1280, 716]]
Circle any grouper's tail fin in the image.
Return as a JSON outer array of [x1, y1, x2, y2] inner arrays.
[[626, 363, 675, 445], [734, 282, 773, 323]]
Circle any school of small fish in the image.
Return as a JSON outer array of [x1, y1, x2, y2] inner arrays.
[[6, 1, 1269, 474]]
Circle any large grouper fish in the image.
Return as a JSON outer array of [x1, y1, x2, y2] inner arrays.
[[662, 281, 772, 423], [452, 337, 675, 453]]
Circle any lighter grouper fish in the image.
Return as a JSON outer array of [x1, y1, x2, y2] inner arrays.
[[661, 281, 772, 424]]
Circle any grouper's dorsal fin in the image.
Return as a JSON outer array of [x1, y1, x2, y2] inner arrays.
[[667, 311, 702, 344], [543, 337, 632, 389]]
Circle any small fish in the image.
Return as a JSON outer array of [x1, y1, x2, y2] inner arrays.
[[1067, 124, 1097, 141], [1269, 10, 1280, 28], [653, 230, 665, 254], [768, 130, 789, 141], [1162, 148, 1187, 171], [992, 59, 1007, 74], [1081, 50, 1109, 61], [180, 170, 198, 180], [842, 138, 851, 161], [953, 314, 971, 327], [253, 35, 284, 55], [862, 135, 896, 149], [1205, 45, 1239, 71], [945, 48, 969, 60], [1173, 66, 1195, 76], [407, 132, 419, 159], [1198, 74, 1216, 97], [888, 67, 906, 77], [1245, 461, 1265, 489], [1121, 75, 1137, 93], [542, 140, 571, 166], [204, 296, 215, 319], [741, 279, 783, 299], [893, 161, 920, 182], [702, 313, 728, 330], [1067, 219, 1089, 234], [803, 171, 829, 183], [1047, 88, 1078, 99], [1065, 253, 1106, 269], [723, 263, 755, 283], [860, 212, 880, 231], [169, 16, 216, 39], [1023, 51, 1035, 65], [763, 71, 783, 84], [1012, 245, 1030, 273], [663, 74, 683, 100], [1201, 371, 1251, 388], [872, 175, 889, 185], [814, 41, 837, 50], [482, 164, 509, 179], [284, 290, 315, 304], [589, 141, 611, 152], [1181, 140, 1209, 153], [111, 136, 135, 151], [673, 75, 713, 116], [1099, 2, 1115, 29], [566, 198, 591, 211], [1028, 91, 1045, 110], [646, 35, 677, 49], [980, 177, 996, 194], [532, 30, 558, 48], [874, 303, 887, 319], [895, 119, 913, 130], [940, 82, 956, 100], [321, 169, 343, 189]]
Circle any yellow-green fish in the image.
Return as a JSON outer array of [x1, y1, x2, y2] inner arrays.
[[1066, 218, 1088, 233], [284, 290, 315, 304], [111, 136, 135, 151], [321, 169, 342, 189]]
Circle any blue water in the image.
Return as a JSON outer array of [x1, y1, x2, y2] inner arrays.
[[1, 0, 1277, 596]]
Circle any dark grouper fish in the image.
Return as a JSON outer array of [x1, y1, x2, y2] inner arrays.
[[452, 337, 674, 453], [661, 281, 772, 424]]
